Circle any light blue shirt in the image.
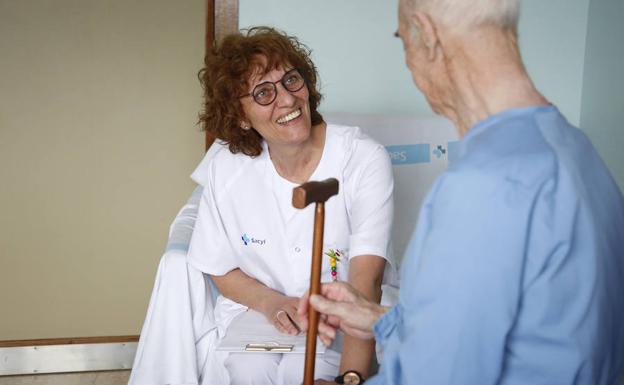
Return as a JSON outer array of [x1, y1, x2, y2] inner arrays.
[[369, 106, 624, 385]]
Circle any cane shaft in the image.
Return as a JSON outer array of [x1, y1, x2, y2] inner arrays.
[[303, 202, 325, 385]]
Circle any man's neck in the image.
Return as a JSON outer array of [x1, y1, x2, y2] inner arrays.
[[443, 26, 549, 136]]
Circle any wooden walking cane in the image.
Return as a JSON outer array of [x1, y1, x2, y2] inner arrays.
[[292, 178, 339, 385]]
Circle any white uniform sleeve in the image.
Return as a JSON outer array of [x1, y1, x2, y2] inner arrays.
[[187, 169, 237, 276], [346, 144, 394, 261]]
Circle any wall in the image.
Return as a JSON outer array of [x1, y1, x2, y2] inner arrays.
[[1, 0, 619, 341], [239, 0, 591, 126], [0, 0, 205, 339], [580, 0, 624, 190], [241, 0, 427, 115]]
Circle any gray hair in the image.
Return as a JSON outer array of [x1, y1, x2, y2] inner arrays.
[[406, 0, 520, 31]]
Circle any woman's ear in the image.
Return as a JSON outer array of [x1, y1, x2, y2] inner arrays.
[[240, 121, 251, 130]]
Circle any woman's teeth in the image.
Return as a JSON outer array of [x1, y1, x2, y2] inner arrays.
[[276, 109, 301, 124]]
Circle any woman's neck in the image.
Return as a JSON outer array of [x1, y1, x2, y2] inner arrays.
[[268, 122, 326, 184]]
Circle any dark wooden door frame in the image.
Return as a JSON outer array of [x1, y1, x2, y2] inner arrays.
[[205, 0, 239, 151]]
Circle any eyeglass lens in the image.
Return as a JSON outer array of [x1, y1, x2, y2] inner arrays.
[[252, 69, 305, 105]]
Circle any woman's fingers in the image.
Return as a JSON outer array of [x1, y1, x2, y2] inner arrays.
[[298, 291, 310, 315], [284, 307, 302, 334], [297, 292, 311, 331], [275, 309, 300, 335], [275, 310, 294, 334], [273, 311, 285, 332]]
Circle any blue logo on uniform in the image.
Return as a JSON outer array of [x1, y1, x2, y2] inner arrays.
[[241, 233, 266, 246]]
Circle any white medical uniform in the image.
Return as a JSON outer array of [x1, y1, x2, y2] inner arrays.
[[129, 124, 395, 385], [191, 124, 395, 384]]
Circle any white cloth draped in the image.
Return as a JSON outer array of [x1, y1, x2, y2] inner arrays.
[[129, 187, 241, 385]]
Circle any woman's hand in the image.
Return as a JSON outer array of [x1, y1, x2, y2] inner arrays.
[[262, 295, 302, 335], [297, 282, 387, 345], [211, 269, 303, 335]]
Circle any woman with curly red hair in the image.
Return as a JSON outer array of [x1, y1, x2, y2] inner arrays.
[[198, 26, 324, 159], [130, 27, 395, 385]]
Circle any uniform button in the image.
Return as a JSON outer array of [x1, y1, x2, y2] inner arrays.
[[294, 247, 301, 253]]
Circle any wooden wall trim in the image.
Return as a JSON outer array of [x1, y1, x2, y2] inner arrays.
[[214, 0, 239, 43], [204, 0, 239, 151], [0, 335, 139, 348], [206, 0, 215, 57]]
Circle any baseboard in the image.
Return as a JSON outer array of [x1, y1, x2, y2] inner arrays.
[[0, 336, 139, 376]]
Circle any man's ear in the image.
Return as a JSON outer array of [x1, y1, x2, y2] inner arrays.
[[411, 11, 439, 61]]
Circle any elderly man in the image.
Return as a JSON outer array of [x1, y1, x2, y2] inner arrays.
[[298, 0, 624, 384]]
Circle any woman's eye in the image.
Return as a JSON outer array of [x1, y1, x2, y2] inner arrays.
[[254, 88, 270, 98]]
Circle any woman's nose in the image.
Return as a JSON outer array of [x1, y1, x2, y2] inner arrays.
[[274, 82, 296, 107]]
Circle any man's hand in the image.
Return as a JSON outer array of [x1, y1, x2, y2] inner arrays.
[[297, 282, 388, 345]]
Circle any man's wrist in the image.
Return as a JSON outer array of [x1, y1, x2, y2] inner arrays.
[[374, 304, 390, 323]]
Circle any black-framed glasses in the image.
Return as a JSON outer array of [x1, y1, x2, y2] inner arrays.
[[240, 68, 306, 106]]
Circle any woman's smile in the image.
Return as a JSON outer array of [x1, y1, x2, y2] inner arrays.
[[276, 108, 302, 125]]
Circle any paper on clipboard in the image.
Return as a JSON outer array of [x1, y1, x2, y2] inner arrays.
[[216, 309, 326, 354]]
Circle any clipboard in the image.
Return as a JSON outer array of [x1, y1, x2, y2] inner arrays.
[[216, 309, 326, 354], [244, 343, 295, 352]]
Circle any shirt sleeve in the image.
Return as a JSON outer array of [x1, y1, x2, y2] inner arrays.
[[346, 144, 394, 260], [368, 170, 531, 385], [186, 167, 238, 276]]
